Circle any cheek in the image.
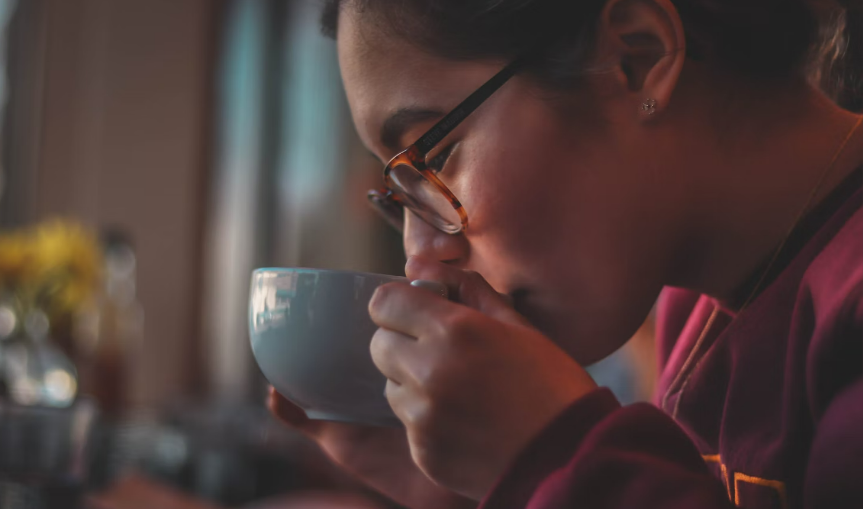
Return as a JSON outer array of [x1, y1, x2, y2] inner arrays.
[[453, 110, 659, 299], [451, 120, 574, 290], [463, 115, 660, 267], [461, 106, 570, 233]]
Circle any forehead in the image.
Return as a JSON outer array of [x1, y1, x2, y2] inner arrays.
[[336, 6, 501, 155]]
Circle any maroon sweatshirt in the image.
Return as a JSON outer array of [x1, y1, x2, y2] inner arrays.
[[480, 166, 863, 509]]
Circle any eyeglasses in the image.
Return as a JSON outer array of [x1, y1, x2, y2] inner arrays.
[[367, 58, 525, 235]]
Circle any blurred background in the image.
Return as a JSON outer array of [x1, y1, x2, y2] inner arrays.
[[0, 0, 654, 507]]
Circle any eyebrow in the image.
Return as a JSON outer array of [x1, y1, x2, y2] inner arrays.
[[379, 107, 444, 154]]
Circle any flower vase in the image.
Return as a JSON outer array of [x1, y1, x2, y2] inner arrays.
[[0, 310, 78, 408]]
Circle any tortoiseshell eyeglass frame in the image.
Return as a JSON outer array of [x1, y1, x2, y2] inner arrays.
[[367, 57, 526, 235]]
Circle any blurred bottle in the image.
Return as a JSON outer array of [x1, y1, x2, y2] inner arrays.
[[73, 230, 144, 417]]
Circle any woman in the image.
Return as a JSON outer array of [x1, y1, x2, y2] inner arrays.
[[270, 0, 863, 507]]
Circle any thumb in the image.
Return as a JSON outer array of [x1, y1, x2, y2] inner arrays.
[[405, 256, 528, 326]]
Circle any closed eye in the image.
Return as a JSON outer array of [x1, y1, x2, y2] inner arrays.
[[426, 144, 455, 173]]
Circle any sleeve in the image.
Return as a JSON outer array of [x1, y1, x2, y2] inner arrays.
[[479, 388, 733, 509], [802, 254, 863, 508], [803, 377, 863, 508], [481, 384, 863, 509]]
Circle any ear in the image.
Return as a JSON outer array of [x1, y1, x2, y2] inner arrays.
[[596, 0, 686, 120]]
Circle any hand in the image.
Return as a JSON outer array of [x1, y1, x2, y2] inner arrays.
[[268, 389, 476, 509], [369, 256, 597, 500]]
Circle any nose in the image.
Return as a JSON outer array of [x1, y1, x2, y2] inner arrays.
[[402, 209, 469, 264]]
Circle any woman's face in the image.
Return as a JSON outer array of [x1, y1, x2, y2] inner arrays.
[[338, 8, 683, 363]]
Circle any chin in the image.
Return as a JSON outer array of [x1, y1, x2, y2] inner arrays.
[[512, 290, 634, 366]]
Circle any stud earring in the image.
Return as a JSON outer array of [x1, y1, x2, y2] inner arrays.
[[641, 98, 657, 115]]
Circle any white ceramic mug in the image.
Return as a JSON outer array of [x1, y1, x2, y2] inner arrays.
[[249, 268, 408, 427]]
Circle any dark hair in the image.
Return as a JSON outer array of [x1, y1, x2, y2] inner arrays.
[[321, 0, 863, 111]]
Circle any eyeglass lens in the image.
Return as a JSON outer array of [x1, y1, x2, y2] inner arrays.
[[388, 163, 462, 233]]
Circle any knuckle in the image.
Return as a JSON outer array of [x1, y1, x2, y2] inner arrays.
[[368, 282, 400, 317], [369, 284, 388, 310], [402, 393, 434, 430], [411, 361, 436, 388], [383, 379, 398, 401], [368, 328, 392, 365], [411, 353, 449, 393]]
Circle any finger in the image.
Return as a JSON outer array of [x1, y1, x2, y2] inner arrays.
[[405, 256, 527, 325], [267, 386, 325, 437], [370, 327, 425, 387], [384, 379, 428, 430], [369, 281, 459, 338], [267, 386, 307, 425]]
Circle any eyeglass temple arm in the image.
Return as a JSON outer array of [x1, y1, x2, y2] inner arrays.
[[367, 188, 405, 233], [414, 58, 526, 157]]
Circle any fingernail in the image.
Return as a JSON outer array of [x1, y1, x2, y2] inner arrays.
[[411, 279, 449, 299]]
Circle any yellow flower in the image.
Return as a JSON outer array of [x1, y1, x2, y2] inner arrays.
[[0, 219, 103, 320], [32, 221, 101, 280], [0, 232, 34, 285], [30, 220, 103, 315]]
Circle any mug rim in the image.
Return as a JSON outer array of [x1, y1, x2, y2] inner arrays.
[[253, 267, 406, 279]]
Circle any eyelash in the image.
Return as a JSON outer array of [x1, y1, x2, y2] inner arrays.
[[426, 145, 455, 173]]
